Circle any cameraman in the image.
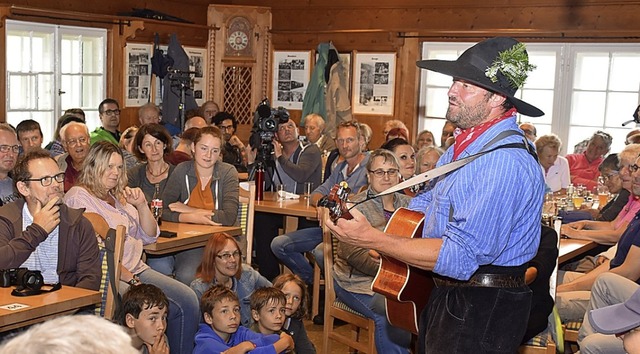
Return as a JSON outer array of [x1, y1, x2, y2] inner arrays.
[[248, 119, 322, 280], [0, 150, 100, 290]]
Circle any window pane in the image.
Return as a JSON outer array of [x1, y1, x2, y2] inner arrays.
[[37, 74, 54, 109], [526, 52, 556, 89], [574, 53, 609, 90], [609, 53, 640, 91], [570, 91, 606, 126], [420, 117, 449, 147], [31, 33, 54, 72], [567, 127, 597, 155], [60, 74, 81, 109], [81, 37, 104, 74], [82, 75, 103, 109], [9, 74, 36, 109], [7, 111, 55, 140], [520, 89, 553, 124], [425, 87, 449, 118], [61, 37, 81, 73], [605, 92, 637, 127]]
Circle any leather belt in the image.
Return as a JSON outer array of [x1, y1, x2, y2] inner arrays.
[[433, 273, 526, 288]]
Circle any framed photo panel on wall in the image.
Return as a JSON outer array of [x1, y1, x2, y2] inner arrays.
[[272, 51, 311, 110], [352, 52, 396, 115]]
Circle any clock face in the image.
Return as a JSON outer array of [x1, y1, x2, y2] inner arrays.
[[228, 30, 249, 51]]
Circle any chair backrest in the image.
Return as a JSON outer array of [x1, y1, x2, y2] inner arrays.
[[238, 181, 256, 265], [321, 209, 338, 309], [84, 212, 125, 320]]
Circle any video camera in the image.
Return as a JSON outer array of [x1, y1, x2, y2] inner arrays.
[[0, 268, 44, 291], [249, 99, 290, 162]]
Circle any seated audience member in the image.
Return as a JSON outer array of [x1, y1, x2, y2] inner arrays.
[[271, 121, 370, 284], [118, 284, 170, 354], [172, 115, 208, 148], [165, 127, 198, 165], [193, 285, 294, 354], [272, 274, 316, 353], [0, 149, 101, 290], [249, 287, 287, 335], [561, 144, 640, 245], [580, 273, 640, 354], [200, 100, 220, 125], [415, 129, 436, 150], [519, 122, 537, 143], [304, 113, 335, 153], [212, 112, 247, 172], [323, 122, 371, 182], [128, 124, 175, 203], [381, 138, 415, 181], [359, 122, 372, 152], [64, 141, 199, 353], [64, 107, 86, 121], [0, 124, 20, 205], [56, 121, 90, 192], [45, 113, 84, 157], [248, 118, 322, 280], [90, 98, 121, 145], [138, 102, 161, 125], [119, 126, 140, 170], [162, 126, 239, 226], [385, 127, 409, 143], [440, 121, 456, 149], [16, 119, 43, 154], [555, 153, 640, 323], [191, 233, 271, 327], [0, 315, 138, 354], [566, 130, 613, 191], [626, 128, 640, 145], [535, 134, 570, 193], [382, 119, 408, 141], [416, 145, 444, 174], [332, 149, 412, 353]]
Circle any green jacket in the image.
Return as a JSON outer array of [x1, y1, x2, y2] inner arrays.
[[90, 127, 119, 145]]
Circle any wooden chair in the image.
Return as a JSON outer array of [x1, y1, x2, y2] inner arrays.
[[84, 212, 125, 320], [238, 181, 256, 265], [310, 253, 324, 319], [321, 209, 377, 354]]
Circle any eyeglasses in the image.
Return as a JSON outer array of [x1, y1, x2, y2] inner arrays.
[[368, 169, 399, 178], [64, 137, 88, 147], [0, 145, 19, 154], [216, 250, 241, 261], [218, 125, 234, 132], [102, 109, 120, 116], [630, 164, 640, 173], [23, 172, 65, 186], [601, 171, 619, 181]]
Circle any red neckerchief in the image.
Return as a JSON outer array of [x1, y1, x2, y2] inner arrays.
[[452, 108, 517, 160]]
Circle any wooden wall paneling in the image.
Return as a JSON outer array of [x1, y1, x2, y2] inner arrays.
[[111, 20, 144, 132], [0, 7, 10, 121]]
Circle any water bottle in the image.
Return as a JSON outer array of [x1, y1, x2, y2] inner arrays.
[[150, 183, 163, 226], [255, 166, 264, 201]]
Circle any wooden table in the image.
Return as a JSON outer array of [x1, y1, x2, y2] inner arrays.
[[144, 222, 242, 255], [0, 285, 101, 332], [255, 192, 317, 232], [558, 238, 597, 264]]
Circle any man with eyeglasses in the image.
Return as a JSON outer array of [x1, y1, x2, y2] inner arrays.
[[270, 121, 368, 287], [0, 123, 20, 206], [56, 122, 90, 192], [249, 118, 323, 281], [0, 149, 100, 290], [90, 98, 121, 145], [212, 112, 247, 172]]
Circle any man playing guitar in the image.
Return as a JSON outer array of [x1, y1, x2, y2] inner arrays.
[[327, 37, 545, 354]]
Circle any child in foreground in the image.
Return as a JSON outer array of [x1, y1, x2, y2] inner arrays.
[[273, 274, 316, 353], [193, 285, 295, 354], [249, 287, 288, 336], [117, 284, 170, 354]]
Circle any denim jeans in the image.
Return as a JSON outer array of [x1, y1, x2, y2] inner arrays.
[[270, 227, 322, 284], [138, 267, 200, 354], [419, 284, 531, 354], [334, 280, 411, 353], [146, 247, 204, 286]]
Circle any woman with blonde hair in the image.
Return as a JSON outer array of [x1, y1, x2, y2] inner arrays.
[[535, 134, 570, 193], [64, 141, 199, 354]]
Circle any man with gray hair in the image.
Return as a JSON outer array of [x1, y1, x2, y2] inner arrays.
[[0, 123, 19, 205], [56, 121, 90, 192], [566, 130, 613, 191], [304, 113, 335, 152], [138, 102, 161, 125]]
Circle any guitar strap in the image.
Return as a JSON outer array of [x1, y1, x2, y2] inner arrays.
[[377, 130, 535, 197]]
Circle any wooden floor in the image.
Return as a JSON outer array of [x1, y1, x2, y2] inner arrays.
[[304, 318, 372, 354]]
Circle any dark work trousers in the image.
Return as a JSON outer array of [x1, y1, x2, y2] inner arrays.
[[418, 284, 532, 354], [253, 211, 318, 281]]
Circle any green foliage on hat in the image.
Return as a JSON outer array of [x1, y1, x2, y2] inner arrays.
[[484, 43, 536, 89]]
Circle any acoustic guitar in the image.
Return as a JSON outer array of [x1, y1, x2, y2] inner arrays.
[[318, 183, 433, 335]]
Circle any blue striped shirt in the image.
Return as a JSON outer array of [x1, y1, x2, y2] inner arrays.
[[20, 203, 59, 284], [409, 118, 544, 280]]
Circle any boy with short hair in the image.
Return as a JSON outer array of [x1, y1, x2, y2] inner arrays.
[[193, 285, 294, 354], [117, 284, 170, 354], [249, 287, 287, 335]]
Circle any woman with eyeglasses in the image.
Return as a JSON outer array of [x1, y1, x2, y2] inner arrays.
[[535, 134, 570, 193], [63, 141, 199, 354], [190, 233, 271, 327], [333, 149, 412, 353]]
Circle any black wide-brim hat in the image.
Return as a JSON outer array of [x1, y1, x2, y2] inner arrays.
[[416, 37, 544, 117]]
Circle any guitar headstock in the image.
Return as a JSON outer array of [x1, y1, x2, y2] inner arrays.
[[317, 182, 353, 224]]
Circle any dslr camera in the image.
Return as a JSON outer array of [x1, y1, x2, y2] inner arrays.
[[0, 268, 44, 291], [249, 99, 290, 163]]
